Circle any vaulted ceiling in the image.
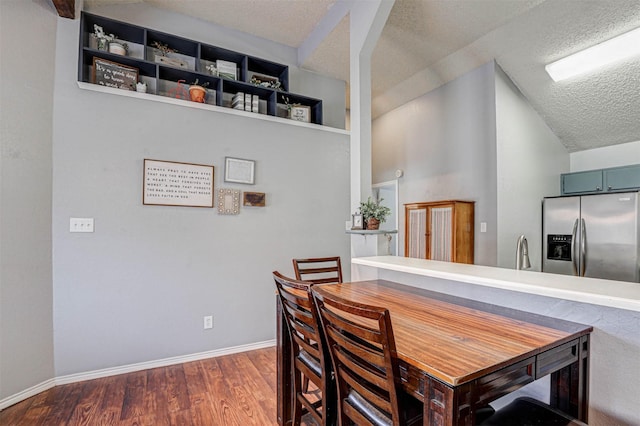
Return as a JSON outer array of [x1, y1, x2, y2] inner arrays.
[[72, 0, 640, 152]]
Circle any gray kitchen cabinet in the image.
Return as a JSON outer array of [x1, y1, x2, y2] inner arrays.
[[603, 164, 640, 191], [561, 164, 640, 195], [561, 170, 603, 195]]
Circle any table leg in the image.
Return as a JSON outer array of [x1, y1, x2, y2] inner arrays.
[[550, 335, 590, 422], [277, 296, 293, 426]]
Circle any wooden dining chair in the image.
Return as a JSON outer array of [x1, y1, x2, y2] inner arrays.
[[293, 256, 343, 284], [312, 286, 422, 426], [273, 271, 336, 426]]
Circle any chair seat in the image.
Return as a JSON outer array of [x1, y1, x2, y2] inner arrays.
[[480, 397, 587, 426], [298, 350, 322, 378]]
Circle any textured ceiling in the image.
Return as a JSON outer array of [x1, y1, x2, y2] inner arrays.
[[82, 0, 640, 152]]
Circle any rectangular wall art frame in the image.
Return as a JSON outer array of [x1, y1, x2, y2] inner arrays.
[[224, 157, 255, 184], [143, 159, 214, 207]]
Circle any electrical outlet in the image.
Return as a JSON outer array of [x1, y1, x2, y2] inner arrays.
[[203, 315, 213, 329]]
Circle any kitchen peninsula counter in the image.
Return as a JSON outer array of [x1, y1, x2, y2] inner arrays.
[[352, 256, 640, 312], [351, 256, 640, 425]]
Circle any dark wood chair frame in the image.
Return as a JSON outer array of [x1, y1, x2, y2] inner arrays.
[[293, 257, 343, 284], [273, 271, 336, 426], [312, 286, 421, 426]]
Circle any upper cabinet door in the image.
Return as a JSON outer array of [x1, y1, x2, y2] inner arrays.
[[604, 164, 640, 192], [561, 170, 603, 195]]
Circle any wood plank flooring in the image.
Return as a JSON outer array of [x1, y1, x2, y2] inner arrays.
[[0, 347, 316, 426]]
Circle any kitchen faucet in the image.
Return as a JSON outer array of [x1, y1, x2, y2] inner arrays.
[[516, 235, 531, 270]]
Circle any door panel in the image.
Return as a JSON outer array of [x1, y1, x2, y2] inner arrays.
[[542, 197, 580, 276], [581, 193, 639, 281]]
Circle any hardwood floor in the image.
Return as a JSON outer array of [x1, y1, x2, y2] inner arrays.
[[0, 347, 317, 426]]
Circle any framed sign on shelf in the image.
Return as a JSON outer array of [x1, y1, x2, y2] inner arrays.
[[290, 105, 311, 123], [93, 58, 138, 91], [224, 157, 255, 184], [143, 159, 214, 207]]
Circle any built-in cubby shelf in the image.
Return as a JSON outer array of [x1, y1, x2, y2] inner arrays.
[[78, 12, 323, 125]]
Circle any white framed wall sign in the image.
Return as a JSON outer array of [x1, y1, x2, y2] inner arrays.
[[143, 159, 214, 207], [224, 157, 255, 184]]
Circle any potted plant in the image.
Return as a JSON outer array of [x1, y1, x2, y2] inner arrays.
[[188, 79, 209, 103], [359, 197, 391, 230]]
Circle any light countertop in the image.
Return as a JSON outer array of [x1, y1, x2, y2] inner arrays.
[[352, 256, 640, 312]]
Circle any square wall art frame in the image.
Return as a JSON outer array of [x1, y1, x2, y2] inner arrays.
[[224, 157, 255, 185]]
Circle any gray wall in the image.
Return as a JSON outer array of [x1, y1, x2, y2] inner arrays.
[[372, 62, 498, 265], [50, 11, 349, 375], [494, 64, 569, 270], [0, 0, 56, 400]]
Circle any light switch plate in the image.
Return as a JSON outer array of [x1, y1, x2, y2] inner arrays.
[[480, 222, 487, 233], [70, 218, 94, 233]]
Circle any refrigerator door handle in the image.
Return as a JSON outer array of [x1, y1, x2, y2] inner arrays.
[[581, 218, 587, 277], [571, 219, 579, 276]]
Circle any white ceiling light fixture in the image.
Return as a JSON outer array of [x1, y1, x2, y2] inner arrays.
[[545, 26, 640, 82]]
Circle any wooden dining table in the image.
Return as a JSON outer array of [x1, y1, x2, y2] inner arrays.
[[276, 279, 592, 426]]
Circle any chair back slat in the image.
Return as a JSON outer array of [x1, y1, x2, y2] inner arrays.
[[293, 257, 343, 284], [312, 286, 405, 426]]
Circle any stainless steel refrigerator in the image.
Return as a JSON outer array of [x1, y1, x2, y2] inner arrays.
[[542, 191, 640, 282]]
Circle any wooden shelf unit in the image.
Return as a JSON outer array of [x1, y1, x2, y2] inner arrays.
[[79, 12, 323, 125], [404, 200, 474, 264]]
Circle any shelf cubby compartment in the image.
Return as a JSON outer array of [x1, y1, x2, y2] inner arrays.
[[80, 13, 146, 62], [200, 45, 246, 82], [157, 67, 220, 106], [146, 30, 198, 71], [277, 92, 323, 125], [80, 49, 158, 92], [222, 80, 277, 115], [246, 57, 288, 92]]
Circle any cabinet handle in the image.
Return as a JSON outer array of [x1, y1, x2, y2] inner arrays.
[[596, 186, 601, 191], [608, 185, 612, 191]]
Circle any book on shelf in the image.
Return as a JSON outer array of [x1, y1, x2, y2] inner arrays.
[[252, 95, 259, 113], [244, 93, 251, 111], [216, 60, 237, 80], [232, 92, 244, 110]]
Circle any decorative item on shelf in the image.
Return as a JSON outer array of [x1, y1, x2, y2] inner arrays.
[[188, 79, 209, 103], [216, 60, 237, 80], [250, 74, 282, 90], [283, 96, 310, 122], [136, 81, 147, 93], [168, 79, 188, 100], [151, 41, 187, 68], [218, 188, 240, 215], [206, 64, 218, 76], [151, 41, 177, 56], [92, 58, 138, 91], [351, 212, 364, 230], [359, 197, 391, 230], [231, 92, 245, 110], [92, 24, 114, 51], [108, 40, 128, 56]]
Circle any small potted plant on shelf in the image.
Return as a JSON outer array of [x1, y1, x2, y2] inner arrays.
[[359, 197, 391, 230], [188, 79, 209, 103], [108, 37, 128, 56]]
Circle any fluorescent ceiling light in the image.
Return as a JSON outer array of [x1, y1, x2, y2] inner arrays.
[[545, 26, 640, 82]]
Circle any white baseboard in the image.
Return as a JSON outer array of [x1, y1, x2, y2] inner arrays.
[[1, 340, 275, 411], [0, 378, 56, 411]]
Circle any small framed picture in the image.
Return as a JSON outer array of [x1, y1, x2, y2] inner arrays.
[[351, 213, 364, 230], [243, 192, 266, 207], [224, 157, 255, 184], [217, 188, 240, 214], [290, 105, 311, 123]]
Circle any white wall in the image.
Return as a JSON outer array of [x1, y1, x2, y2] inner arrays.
[[570, 140, 640, 172], [494, 64, 569, 271], [372, 62, 498, 266], [0, 0, 56, 400], [51, 10, 350, 376]]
